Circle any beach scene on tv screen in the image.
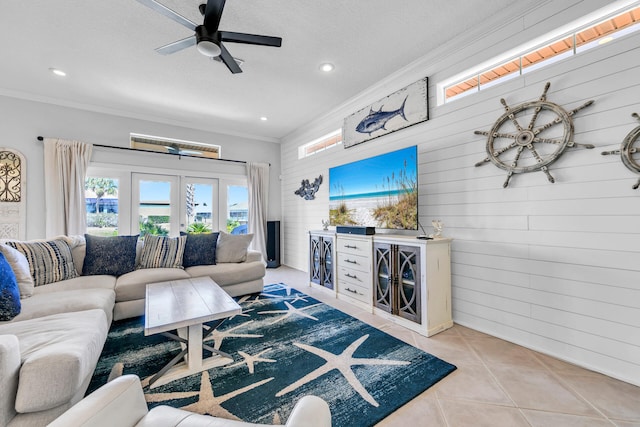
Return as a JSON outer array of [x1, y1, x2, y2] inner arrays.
[[329, 145, 417, 230]]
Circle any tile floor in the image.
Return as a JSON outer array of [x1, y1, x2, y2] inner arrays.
[[265, 266, 640, 427]]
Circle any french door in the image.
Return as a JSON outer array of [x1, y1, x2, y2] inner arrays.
[[132, 173, 218, 237]]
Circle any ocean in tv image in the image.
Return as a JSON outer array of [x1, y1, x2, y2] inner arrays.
[[329, 145, 417, 230]]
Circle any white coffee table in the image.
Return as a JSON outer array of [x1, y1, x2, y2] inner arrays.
[[144, 276, 242, 388]]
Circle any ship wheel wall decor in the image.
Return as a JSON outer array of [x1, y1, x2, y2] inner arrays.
[[474, 82, 595, 188], [601, 113, 640, 189]]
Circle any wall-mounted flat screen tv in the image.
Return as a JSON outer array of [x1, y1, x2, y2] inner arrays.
[[329, 145, 417, 230]]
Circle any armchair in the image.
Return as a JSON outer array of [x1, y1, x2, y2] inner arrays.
[[48, 375, 331, 427]]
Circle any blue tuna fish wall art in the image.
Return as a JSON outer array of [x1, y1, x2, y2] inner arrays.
[[343, 77, 429, 148], [356, 96, 408, 136]]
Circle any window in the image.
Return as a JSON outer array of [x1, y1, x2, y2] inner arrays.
[[298, 129, 342, 159], [441, 4, 640, 104], [130, 133, 221, 160], [184, 179, 218, 233], [133, 174, 178, 237], [85, 177, 119, 236], [227, 184, 248, 234]]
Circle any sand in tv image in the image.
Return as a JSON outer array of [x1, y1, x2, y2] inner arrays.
[[329, 146, 417, 230]]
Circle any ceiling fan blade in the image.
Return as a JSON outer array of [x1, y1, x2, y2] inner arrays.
[[136, 0, 197, 31], [219, 31, 282, 47], [156, 36, 197, 55], [218, 43, 242, 74], [203, 0, 226, 32]]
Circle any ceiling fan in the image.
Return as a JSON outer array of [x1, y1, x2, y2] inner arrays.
[[137, 0, 282, 74]]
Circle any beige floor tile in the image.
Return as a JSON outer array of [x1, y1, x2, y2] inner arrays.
[[533, 352, 603, 378], [489, 364, 600, 417], [438, 399, 530, 427], [433, 365, 514, 406], [376, 395, 446, 426], [561, 373, 640, 422], [415, 334, 484, 367], [613, 420, 640, 427], [464, 336, 545, 369], [521, 409, 612, 426]]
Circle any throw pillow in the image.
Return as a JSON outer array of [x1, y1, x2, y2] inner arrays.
[[137, 235, 187, 269], [0, 252, 21, 321], [182, 232, 219, 267], [216, 231, 253, 263], [6, 239, 79, 287], [82, 234, 139, 276], [0, 244, 34, 298]]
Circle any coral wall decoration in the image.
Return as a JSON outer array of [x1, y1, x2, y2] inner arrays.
[[601, 113, 640, 189], [294, 175, 323, 200], [474, 82, 595, 188]]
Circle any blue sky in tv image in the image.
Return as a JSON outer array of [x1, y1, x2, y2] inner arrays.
[[329, 145, 417, 200]]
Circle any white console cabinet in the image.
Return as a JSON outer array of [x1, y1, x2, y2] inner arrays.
[[310, 231, 453, 337]]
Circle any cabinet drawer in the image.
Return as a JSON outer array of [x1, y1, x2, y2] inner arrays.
[[337, 266, 369, 286], [336, 237, 371, 256], [338, 278, 371, 303], [337, 252, 370, 273]]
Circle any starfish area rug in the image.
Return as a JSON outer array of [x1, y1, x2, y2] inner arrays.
[[88, 283, 456, 426]]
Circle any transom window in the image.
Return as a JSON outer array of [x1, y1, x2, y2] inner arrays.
[[130, 133, 221, 160], [298, 129, 342, 159], [441, 4, 640, 104]]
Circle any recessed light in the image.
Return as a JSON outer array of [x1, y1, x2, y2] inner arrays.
[[49, 68, 66, 77], [320, 63, 334, 72], [260, 116, 268, 121]]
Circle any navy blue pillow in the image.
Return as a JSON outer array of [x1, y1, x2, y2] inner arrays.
[[182, 232, 219, 267], [0, 252, 21, 321], [82, 234, 139, 276]]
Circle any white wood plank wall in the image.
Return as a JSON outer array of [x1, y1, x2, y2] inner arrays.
[[279, 0, 640, 386]]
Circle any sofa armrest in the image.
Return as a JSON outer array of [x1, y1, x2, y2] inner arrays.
[[245, 250, 263, 263], [285, 395, 331, 427], [47, 375, 148, 427]]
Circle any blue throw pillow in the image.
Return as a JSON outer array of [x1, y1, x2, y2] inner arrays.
[[181, 232, 219, 267], [0, 252, 21, 321], [82, 234, 139, 276]]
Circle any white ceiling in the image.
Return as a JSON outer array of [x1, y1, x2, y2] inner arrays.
[[0, 0, 541, 142]]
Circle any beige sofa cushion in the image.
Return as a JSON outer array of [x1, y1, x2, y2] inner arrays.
[[3, 288, 116, 324], [0, 309, 109, 413], [115, 268, 190, 301], [185, 260, 265, 287], [32, 275, 116, 294]]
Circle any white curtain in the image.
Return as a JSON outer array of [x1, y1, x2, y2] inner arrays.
[[43, 138, 92, 238], [246, 162, 269, 261]]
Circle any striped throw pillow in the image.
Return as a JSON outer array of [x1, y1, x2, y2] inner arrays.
[[6, 239, 79, 287], [137, 235, 186, 269]]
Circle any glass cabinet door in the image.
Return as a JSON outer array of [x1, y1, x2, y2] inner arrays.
[[310, 235, 321, 285], [374, 243, 392, 313], [396, 245, 421, 323], [321, 236, 334, 289]]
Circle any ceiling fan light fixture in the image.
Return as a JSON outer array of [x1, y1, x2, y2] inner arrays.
[[320, 63, 335, 72], [197, 40, 221, 57]]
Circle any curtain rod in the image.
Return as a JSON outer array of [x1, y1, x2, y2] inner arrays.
[[35, 136, 259, 165]]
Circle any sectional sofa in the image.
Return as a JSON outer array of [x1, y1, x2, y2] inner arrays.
[[0, 232, 266, 427]]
